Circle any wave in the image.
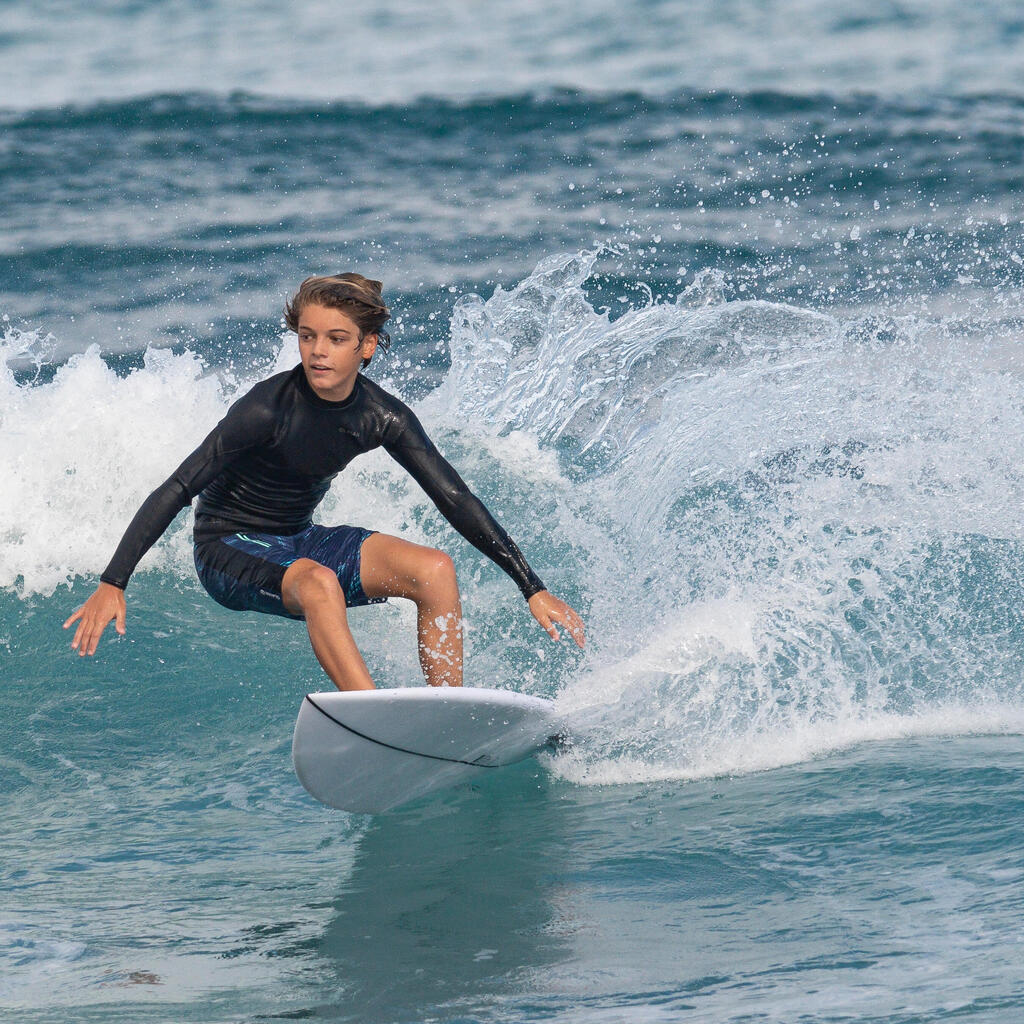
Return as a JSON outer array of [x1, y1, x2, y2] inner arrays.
[[431, 251, 1024, 780], [6, 251, 1024, 785], [7, 86, 1024, 129]]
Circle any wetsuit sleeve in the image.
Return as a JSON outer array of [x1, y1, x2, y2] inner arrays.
[[383, 407, 546, 600], [99, 389, 277, 589]]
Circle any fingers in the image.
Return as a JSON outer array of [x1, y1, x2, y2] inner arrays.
[[82, 621, 106, 656], [71, 615, 102, 657], [530, 604, 560, 641], [564, 607, 586, 648], [83, 621, 103, 656], [65, 587, 126, 657], [550, 605, 586, 649], [530, 592, 587, 649], [65, 606, 105, 654]]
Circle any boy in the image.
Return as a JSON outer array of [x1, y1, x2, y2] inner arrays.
[[65, 274, 585, 689]]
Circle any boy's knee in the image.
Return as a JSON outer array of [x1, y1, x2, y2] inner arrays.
[[404, 549, 457, 602], [284, 559, 343, 608], [424, 550, 456, 588]]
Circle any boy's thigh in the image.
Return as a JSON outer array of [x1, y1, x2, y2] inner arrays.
[[193, 532, 300, 619], [297, 524, 385, 608], [359, 533, 455, 601]]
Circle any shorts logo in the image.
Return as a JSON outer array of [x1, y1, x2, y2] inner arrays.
[[237, 533, 272, 549]]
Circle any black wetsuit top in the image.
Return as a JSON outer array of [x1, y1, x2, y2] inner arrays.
[[101, 366, 546, 599]]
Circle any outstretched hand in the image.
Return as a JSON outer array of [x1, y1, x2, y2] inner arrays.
[[528, 590, 585, 649], [63, 582, 127, 657]]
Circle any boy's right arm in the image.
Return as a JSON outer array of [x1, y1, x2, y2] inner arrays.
[[64, 379, 278, 656], [63, 582, 127, 656]]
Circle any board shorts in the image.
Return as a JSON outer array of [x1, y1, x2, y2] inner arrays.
[[193, 524, 385, 621]]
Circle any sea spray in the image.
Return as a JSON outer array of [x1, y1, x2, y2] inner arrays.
[[432, 253, 1024, 783]]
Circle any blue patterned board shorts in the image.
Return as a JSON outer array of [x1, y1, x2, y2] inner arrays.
[[193, 524, 384, 621]]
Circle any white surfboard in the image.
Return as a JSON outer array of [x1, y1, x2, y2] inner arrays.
[[292, 686, 561, 813]]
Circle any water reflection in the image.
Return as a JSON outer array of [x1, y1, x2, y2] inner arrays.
[[312, 764, 578, 1023]]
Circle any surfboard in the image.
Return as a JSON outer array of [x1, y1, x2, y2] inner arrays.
[[292, 686, 561, 813]]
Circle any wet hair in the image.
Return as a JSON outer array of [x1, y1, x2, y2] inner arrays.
[[284, 272, 392, 368]]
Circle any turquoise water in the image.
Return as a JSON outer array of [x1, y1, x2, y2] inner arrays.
[[4, 2, 1024, 1021]]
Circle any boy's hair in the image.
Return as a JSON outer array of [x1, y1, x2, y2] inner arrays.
[[284, 273, 392, 368]]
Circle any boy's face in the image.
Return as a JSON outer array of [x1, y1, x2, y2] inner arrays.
[[297, 303, 378, 402]]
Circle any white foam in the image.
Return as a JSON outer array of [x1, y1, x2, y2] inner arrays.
[[0, 922, 86, 1003], [2, 338, 221, 595], [436, 252, 1024, 786], [551, 704, 1024, 786]]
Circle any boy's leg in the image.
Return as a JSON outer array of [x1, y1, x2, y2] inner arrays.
[[281, 558, 376, 691], [359, 534, 463, 687]]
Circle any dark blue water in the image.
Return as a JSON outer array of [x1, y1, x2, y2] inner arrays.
[[6, 87, 1024, 365], [4, 2, 1024, 1021]]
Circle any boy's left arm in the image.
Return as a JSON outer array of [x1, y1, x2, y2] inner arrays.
[[385, 407, 586, 647]]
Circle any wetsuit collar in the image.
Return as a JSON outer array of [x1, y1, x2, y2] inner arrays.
[[295, 365, 363, 409]]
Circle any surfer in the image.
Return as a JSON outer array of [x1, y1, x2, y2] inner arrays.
[[64, 273, 585, 690]]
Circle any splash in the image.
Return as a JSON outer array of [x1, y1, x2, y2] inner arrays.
[[7, 254, 1024, 785], [435, 252, 1024, 782]]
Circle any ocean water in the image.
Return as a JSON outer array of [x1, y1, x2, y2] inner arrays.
[[4, 2, 1024, 1021]]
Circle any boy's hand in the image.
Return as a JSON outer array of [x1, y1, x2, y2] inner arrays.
[[528, 590, 585, 649], [64, 582, 127, 656]]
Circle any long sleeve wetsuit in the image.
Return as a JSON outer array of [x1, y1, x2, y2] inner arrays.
[[101, 366, 546, 599]]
